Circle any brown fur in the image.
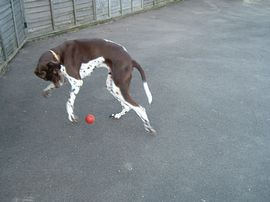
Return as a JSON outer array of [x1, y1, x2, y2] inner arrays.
[[34, 38, 146, 106], [35, 39, 134, 83]]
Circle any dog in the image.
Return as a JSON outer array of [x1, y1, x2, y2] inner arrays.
[[34, 38, 156, 133]]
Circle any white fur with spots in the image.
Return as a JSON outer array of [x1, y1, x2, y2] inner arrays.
[[79, 57, 106, 79], [106, 74, 131, 119]]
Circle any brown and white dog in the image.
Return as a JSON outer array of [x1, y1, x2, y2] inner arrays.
[[34, 38, 156, 133]]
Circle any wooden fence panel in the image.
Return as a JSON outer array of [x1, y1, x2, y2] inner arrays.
[[0, 0, 26, 69], [1, 0, 176, 71]]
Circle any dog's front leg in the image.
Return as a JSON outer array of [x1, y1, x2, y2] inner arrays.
[[43, 83, 56, 97], [66, 79, 83, 123], [42, 74, 65, 98]]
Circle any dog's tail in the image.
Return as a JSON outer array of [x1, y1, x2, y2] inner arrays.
[[132, 60, 153, 104]]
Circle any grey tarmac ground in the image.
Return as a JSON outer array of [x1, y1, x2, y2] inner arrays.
[[1, 0, 270, 201]]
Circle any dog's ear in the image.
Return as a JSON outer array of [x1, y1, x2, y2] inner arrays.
[[39, 71, 47, 79], [34, 68, 47, 79], [47, 61, 61, 74]]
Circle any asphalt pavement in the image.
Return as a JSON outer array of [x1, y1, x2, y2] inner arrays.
[[1, 0, 270, 201]]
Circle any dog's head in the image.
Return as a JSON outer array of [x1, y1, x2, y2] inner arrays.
[[34, 52, 62, 87]]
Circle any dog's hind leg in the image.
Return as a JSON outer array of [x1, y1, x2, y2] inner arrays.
[[106, 74, 131, 119], [121, 88, 156, 134], [110, 102, 131, 119], [108, 74, 156, 134]]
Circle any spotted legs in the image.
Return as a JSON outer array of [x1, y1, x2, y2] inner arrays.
[[106, 74, 156, 134], [131, 105, 156, 133], [42, 73, 65, 97], [66, 77, 83, 123], [106, 74, 131, 119], [110, 103, 131, 119], [42, 83, 56, 97]]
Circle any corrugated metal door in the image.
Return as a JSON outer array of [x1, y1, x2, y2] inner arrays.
[[0, 0, 27, 67]]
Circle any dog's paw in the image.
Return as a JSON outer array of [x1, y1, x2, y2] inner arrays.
[[109, 113, 121, 119], [69, 114, 80, 123], [72, 115, 80, 123], [42, 90, 51, 98], [145, 126, 157, 135]]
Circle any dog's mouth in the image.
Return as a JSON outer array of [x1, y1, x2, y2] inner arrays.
[[53, 74, 65, 88], [54, 81, 61, 88], [35, 67, 63, 86]]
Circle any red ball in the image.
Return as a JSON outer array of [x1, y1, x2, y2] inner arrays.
[[85, 114, 95, 124]]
